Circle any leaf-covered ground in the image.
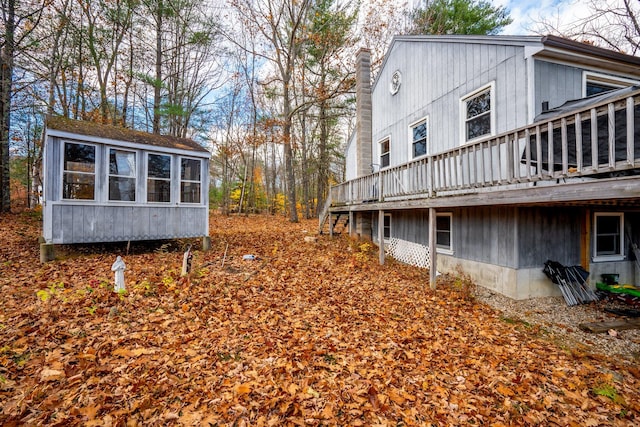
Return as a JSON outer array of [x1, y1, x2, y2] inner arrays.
[[1, 211, 639, 426]]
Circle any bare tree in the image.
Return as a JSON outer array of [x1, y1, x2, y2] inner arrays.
[[533, 0, 640, 55], [231, 0, 313, 223], [1, 0, 47, 212]]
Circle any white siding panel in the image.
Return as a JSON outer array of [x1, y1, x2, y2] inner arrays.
[[373, 40, 529, 168]]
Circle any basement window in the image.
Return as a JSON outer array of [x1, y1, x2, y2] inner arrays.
[[436, 213, 453, 254], [594, 212, 624, 261], [383, 213, 392, 241]]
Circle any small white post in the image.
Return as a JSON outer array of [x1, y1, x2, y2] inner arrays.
[[111, 256, 126, 293], [181, 245, 193, 276]]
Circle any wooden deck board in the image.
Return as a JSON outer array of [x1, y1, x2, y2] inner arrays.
[[579, 319, 640, 333]]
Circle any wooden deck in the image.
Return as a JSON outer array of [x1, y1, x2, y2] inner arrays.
[[326, 88, 640, 218]]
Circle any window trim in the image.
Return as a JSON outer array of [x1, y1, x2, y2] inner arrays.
[[61, 141, 97, 201], [107, 147, 138, 202], [593, 212, 625, 261], [460, 82, 495, 144], [582, 71, 640, 98], [409, 116, 429, 159], [146, 152, 172, 204], [379, 137, 390, 169], [435, 212, 453, 255], [180, 157, 203, 204]]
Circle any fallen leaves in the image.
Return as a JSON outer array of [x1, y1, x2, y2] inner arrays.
[[1, 211, 640, 425]]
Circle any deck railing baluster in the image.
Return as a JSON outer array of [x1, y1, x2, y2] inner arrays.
[[628, 97, 635, 167], [535, 125, 543, 179], [561, 118, 568, 176], [547, 122, 554, 178], [591, 108, 598, 172], [575, 113, 582, 172], [608, 103, 615, 169]]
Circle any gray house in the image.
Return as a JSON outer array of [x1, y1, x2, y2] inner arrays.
[[41, 117, 210, 259], [322, 35, 640, 300]]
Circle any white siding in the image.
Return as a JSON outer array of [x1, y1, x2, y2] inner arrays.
[[371, 40, 530, 169]]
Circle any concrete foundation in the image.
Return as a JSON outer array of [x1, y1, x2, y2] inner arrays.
[[437, 255, 563, 300]]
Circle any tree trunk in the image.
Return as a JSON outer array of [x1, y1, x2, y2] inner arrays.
[[0, 0, 15, 212], [282, 80, 298, 222], [153, 0, 163, 134]]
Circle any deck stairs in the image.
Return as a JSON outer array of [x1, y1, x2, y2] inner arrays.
[[318, 193, 349, 236], [319, 212, 349, 236]]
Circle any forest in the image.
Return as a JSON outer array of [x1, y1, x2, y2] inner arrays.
[[2, 1, 639, 219], [1, 0, 412, 220]]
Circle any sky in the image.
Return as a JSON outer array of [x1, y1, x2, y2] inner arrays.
[[494, 0, 591, 35]]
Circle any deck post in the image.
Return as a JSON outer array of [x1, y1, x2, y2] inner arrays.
[[378, 210, 385, 265], [329, 213, 334, 238], [348, 211, 354, 236], [429, 207, 437, 290], [202, 236, 211, 251], [40, 242, 55, 263]]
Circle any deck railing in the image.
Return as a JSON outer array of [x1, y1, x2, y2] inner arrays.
[[330, 88, 640, 207]]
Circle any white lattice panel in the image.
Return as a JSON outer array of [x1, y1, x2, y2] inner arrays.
[[387, 238, 431, 269]]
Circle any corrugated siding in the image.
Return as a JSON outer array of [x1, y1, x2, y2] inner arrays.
[[372, 41, 529, 168]]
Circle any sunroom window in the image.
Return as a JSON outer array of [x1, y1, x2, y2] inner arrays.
[[181, 158, 201, 203], [109, 149, 136, 201], [147, 153, 171, 203], [461, 83, 494, 142], [594, 213, 624, 260], [63, 142, 96, 200]]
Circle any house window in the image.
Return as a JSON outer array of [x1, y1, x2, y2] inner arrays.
[[383, 213, 391, 241], [584, 72, 639, 97], [436, 213, 452, 253], [181, 158, 201, 203], [411, 118, 428, 158], [109, 149, 136, 201], [380, 138, 390, 168], [594, 213, 624, 260], [461, 83, 494, 143], [147, 153, 171, 202], [63, 142, 96, 200]]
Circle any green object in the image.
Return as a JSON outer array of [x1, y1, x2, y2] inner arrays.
[[596, 282, 640, 298]]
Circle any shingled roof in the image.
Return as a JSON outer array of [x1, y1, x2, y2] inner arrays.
[[46, 116, 209, 154]]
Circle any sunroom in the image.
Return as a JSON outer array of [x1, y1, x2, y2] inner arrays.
[[41, 117, 210, 260]]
